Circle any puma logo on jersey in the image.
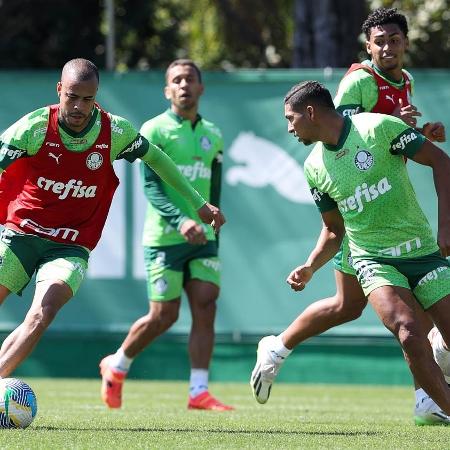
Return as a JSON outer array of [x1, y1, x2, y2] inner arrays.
[[338, 177, 392, 213], [385, 94, 396, 104], [48, 152, 62, 164]]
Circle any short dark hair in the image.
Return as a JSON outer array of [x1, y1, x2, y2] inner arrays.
[[62, 58, 99, 83], [284, 81, 334, 112], [362, 7, 408, 39], [165, 59, 202, 83]]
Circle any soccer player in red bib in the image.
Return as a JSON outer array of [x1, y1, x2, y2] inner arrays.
[[0, 58, 225, 379]]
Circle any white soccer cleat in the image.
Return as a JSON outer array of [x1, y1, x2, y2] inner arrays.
[[250, 335, 283, 404], [414, 395, 450, 426], [428, 327, 450, 383]]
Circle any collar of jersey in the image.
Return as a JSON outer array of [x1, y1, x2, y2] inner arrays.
[[166, 108, 202, 128], [58, 107, 99, 138], [365, 59, 405, 87], [324, 116, 352, 152]]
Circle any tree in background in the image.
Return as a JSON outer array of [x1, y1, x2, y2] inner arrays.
[[0, 0, 103, 68], [0, 0, 448, 69]]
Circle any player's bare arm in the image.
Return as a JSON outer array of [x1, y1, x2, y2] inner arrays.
[[287, 208, 345, 292], [410, 140, 450, 256]]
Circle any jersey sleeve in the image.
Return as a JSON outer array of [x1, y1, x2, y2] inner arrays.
[[304, 160, 338, 213], [380, 116, 426, 158], [140, 161, 189, 230], [140, 141, 205, 210], [0, 107, 48, 170], [110, 115, 149, 162], [334, 69, 378, 116]]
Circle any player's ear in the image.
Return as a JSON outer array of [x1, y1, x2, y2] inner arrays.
[[365, 40, 372, 56], [56, 81, 62, 97], [164, 85, 171, 100]]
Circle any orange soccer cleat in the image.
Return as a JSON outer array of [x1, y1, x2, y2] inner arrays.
[[99, 355, 127, 409], [188, 391, 234, 411]]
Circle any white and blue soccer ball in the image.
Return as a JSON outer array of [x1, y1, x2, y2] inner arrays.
[[0, 378, 37, 429]]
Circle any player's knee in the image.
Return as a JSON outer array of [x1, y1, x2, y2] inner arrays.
[[332, 295, 366, 322], [395, 321, 424, 353], [148, 308, 179, 332]]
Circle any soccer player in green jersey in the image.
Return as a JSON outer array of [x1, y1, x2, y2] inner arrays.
[[251, 80, 450, 420], [251, 8, 449, 425], [0, 59, 224, 381], [100, 60, 234, 411]]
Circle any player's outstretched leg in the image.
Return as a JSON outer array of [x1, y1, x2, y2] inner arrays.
[[99, 355, 128, 408], [250, 335, 289, 404]]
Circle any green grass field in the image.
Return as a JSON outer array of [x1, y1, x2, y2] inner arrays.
[[2, 379, 450, 449]]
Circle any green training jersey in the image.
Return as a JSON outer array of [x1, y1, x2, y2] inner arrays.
[[334, 60, 414, 115], [0, 105, 149, 166], [140, 109, 223, 246], [304, 113, 438, 260]]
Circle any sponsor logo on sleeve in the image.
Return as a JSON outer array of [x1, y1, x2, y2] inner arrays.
[[390, 131, 418, 153], [0, 147, 27, 160]]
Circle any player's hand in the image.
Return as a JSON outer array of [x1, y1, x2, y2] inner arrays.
[[422, 122, 446, 143], [180, 219, 207, 245], [286, 264, 314, 292], [393, 98, 422, 128], [437, 226, 450, 258], [197, 202, 226, 234]]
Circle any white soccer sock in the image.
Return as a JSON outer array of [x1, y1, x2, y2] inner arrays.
[[109, 347, 133, 372], [415, 388, 428, 404], [189, 368, 208, 398], [271, 334, 293, 362], [431, 330, 450, 381]]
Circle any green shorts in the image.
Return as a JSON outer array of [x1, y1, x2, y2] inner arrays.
[[353, 252, 450, 310], [0, 228, 89, 296], [144, 241, 220, 301], [333, 234, 356, 275]]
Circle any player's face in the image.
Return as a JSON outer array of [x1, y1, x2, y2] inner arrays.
[[284, 103, 315, 146], [165, 65, 204, 112], [57, 75, 98, 132], [366, 23, 408, 77]]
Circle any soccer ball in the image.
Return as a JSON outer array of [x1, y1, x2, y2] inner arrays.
[[0, 378, 37, 429]]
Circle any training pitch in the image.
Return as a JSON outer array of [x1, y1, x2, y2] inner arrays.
[[1, 379, 449, 449]]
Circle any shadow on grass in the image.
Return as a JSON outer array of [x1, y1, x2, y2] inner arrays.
[[34, 426, 380, 436]]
